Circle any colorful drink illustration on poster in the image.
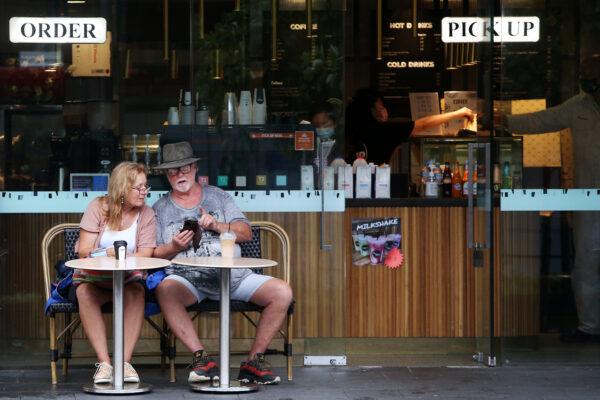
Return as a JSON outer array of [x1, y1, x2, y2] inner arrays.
[[351, 218, 403, 269]]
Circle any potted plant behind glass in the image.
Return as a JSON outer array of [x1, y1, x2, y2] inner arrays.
[[195, 8, 251, 126]]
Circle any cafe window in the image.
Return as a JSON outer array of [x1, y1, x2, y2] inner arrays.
[[0, 0, 346, 191]]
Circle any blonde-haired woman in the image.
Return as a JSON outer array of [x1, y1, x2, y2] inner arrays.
[[74, 162, 156, 384]]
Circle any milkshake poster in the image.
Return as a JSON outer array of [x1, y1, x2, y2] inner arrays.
[[351, 218, 403, 268]]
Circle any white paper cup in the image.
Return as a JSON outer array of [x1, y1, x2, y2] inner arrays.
[[167, 107, 180, 125], [220, 231, 236, 258]]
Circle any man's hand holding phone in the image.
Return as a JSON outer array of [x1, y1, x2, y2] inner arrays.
[[172, 229, 195, 252], [176, 218, 201, 252]]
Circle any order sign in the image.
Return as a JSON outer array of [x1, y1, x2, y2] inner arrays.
[[9, 17, 107, 43]]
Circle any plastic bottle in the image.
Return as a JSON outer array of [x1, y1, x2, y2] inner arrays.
[[424, 170, 439, 197]]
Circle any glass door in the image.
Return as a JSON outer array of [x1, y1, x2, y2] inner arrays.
[[442, 0, 496, 366], [496, 0, 600, 364], [468, 0, 496, 367], [467, 139, 495, 366]]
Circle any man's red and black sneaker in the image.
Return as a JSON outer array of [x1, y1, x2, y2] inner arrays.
[[237, 353, 281, 385], [188, 350, 219, 383]]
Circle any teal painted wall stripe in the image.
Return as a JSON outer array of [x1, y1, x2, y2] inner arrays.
[[0, 190, 345, 213], [500, 189, 600, 211]]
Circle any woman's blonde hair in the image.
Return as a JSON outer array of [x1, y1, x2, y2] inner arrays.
[[103, 162, 148, 230]]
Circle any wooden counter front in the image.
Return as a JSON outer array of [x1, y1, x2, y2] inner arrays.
[[345, 206, 540, 338], [0, 206, 538, 345]]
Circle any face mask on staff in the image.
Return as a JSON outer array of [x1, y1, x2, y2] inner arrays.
[[316, 127, 335, 139], [580, 78, 600, 94]]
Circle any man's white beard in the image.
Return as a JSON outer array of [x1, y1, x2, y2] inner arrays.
[[174, 179, 193, 193]]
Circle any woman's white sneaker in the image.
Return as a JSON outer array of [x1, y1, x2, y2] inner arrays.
[[124, 362, 140, 383], [93, 362, 113, 384]]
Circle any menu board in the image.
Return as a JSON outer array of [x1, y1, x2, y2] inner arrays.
[[492, 43, 550, 100], [266, 10, 344, 122], [491, 8, 552, 100], [373, 9, 443, 117], [71, 32, 112, 77]]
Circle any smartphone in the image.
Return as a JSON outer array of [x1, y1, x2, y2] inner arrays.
[[181, 219, 199, 234], [90, 248, 108, 258]]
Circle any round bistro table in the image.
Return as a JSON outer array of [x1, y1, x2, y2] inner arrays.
[[65, 256, 171, 395], [171, 256, 277, 394]]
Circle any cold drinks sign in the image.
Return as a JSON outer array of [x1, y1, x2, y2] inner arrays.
[[442, 17, 539, 43], [9, 17, 107, 43]]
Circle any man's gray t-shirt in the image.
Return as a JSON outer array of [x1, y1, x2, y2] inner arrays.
[[153, 185, 252, 295]]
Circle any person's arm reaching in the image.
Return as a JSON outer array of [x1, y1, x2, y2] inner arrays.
[[505, 97, 575, 134], [411, 107, 475, 136]]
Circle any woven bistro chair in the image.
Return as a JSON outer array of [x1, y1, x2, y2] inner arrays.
[[164, 220, 295, 382], [41, 223, 170, 385]]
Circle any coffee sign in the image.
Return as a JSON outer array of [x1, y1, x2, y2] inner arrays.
[[9, 17, 107, 43], [442, 17, 539, 43]]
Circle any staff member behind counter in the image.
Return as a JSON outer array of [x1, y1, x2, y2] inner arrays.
[[345, 88, 476, 164]]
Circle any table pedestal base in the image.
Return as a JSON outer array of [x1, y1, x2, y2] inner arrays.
[[190, 380, 258, 393], [83, 382, 152, 395]]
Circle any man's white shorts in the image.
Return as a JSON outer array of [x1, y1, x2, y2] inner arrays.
[[163, 273, 273, 303]]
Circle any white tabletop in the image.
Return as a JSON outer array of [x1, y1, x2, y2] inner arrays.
[[65, 256, 171, 271], [172, 256, 277, 269]]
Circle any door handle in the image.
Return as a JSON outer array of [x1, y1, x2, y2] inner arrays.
[[318, 138, 332, 251], [467, 143, 475, 249], [467, 142, 491, 250]]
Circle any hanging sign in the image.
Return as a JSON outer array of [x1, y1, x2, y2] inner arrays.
[[294, 131, 315, 151], [9, 17, 107, 43], [70, 32, 111, 77], [442, 17, 540, 43]]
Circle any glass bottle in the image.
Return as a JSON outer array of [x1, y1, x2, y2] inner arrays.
[[451, 161, 462, 198], [462, 161, 470, 197], [442, 161, 452, 197]]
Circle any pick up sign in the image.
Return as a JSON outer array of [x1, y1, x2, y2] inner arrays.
[[442, 17, 540, 43]]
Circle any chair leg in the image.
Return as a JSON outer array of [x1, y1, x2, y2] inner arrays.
[[49, 316, 58, 385], [160, 319, 167, 373], [169, 332, 177, 382], [286, 314, 293, 381], [62, 313, 72, 376]]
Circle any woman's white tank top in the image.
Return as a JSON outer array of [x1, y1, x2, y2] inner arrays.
[[99, 215, 138, 254]]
